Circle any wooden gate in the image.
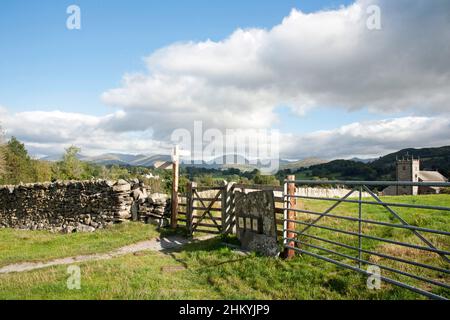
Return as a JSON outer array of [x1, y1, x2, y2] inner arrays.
[[183, 183, 227, 235], [178, 182, 283, 236]]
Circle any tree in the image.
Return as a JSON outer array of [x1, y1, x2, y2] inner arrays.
[[3, 136, 35, 184], [32, 159, 53, 183], [56, 146, 85, 180], [106, 165, 131, 180], [253, 172, 280, 186], [0, 126, 6, 179]]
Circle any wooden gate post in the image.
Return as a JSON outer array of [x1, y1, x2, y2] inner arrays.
[[221, 181, 236, 235], [171, 146, 180, 229], [284, 175, 297, 259], [186, 181, 196, 235], [220, 180, 227, 235], [222, 181, 235, 234]]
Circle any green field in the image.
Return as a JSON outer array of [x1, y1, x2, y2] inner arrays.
[[0, 235, 424, 300], [0, 194, 448, 300], [0, 223, 160, 268], [293, 194, 450, 299]]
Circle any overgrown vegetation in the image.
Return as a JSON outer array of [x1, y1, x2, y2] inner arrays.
[[0, 126, 6, 177], [184, 167, 279, 188], [0, 136, 159, 187]]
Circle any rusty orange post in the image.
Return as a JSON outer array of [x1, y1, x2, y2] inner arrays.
[[284, 175, 296, 259]]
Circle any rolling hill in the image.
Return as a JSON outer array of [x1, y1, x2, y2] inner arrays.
[[280, 158, 329, 170], [290, 146, 450, 181], [77, 153, 172, 167]]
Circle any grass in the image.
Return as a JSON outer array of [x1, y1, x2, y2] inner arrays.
[[0, 194, 448, 300], [0, 237, 423, 300], [291, 194, 450, 299], [0, 222, 160, 267]]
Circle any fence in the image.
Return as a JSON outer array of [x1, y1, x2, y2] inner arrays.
[[177, 182, 284, 236], [175, 178, 450, 299], [282, 179, 450, 300]]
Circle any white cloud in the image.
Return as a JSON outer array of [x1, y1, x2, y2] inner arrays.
[[2, 107, 450, 161], [2, 0, 450, 160], [281, 116, 450, 159], [0, 109, 171, 157], [102, 0, 450, 133]]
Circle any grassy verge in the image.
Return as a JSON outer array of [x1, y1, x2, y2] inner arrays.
[[0, 222, 160, 267], [0, 237, 424, 300]]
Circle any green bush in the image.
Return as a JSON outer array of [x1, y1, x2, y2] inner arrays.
[[0, 127, 6, 178]]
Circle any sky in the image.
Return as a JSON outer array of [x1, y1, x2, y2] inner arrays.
[[1, 0, 450, 161]]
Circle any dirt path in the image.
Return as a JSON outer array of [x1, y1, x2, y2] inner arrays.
[[0, 235, 215, 274]]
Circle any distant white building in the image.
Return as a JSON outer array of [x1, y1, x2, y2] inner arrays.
[[383, 157, 448, 196], [143, 173, 160, 180]]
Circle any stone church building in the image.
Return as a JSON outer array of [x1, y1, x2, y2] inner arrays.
[[383, 157, 448, 196]]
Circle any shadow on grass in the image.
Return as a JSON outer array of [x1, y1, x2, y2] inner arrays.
[[158, 231, 257, 271]]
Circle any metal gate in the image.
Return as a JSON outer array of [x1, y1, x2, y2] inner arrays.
[[282, 178, 450, 300]]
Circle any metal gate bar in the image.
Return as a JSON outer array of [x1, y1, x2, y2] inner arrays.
[[282, 179, 450, 300]]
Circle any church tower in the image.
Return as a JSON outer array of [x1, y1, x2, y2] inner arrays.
[[396, 156, 420, 195]]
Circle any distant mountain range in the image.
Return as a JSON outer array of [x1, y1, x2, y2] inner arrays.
[[41, 153, 172, 167], [78, 153, 172, 167], [42, 152, 327, 171], [40, 146, 450, 178]]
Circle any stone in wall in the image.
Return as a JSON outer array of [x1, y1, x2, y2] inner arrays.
[[0, 179, 134, 233], [135, 192, 171, 228], [234, 190, 279, 257]]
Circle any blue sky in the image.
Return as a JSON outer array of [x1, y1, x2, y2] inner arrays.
[[1, 0, 449, 160], [1, 0, 352, 115], [1, 0, 363, 130]]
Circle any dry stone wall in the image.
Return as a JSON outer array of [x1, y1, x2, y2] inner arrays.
[[273, 187, 370, 199], [0, 179, 170, 233], [135, 193, 171, 228]]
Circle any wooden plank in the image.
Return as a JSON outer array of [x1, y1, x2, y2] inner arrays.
[[193, 186, 224, 191], [192, 188, 223, 231], [192, 215, 222, 221], [193, 223, 221, 228], [192, 207, 221, 212], [233, 183, 283, 192], [193, 229, 221, 235], [193, 197, 222, 202]]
